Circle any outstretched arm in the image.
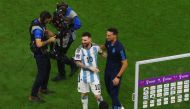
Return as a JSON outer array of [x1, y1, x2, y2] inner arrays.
[[75, 60, 99, 73], [99, 45, 107, 58], [45, 29, 56, 37], [33, 29, 56, 47], [100, 44, 106, 50]]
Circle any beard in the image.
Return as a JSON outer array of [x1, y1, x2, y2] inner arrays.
[[82, 43, 90, 48], [106, 38, 111, 41]]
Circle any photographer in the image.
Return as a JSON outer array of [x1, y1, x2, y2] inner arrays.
[[51, 1, 81, 81], [29, 11, 56, 102]]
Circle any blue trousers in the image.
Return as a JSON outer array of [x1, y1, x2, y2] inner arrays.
[[105, 68, 122, 109], [31, 56, 51, 96]]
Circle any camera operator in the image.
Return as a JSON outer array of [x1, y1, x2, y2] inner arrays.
[[51, 1, 81, 81]]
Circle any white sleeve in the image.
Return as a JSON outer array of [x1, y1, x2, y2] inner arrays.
[[68, 10, 77, 19], [74, 48, 82, 61]]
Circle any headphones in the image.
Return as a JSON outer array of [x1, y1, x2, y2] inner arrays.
[[56, 1, 68, 11]]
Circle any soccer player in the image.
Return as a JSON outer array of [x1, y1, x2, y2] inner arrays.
[[101, 27, 128, 109], [74, 32, 106, 109]]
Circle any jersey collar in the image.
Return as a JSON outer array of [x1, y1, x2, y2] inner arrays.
[[82, 43, 92, 50], [111, 40, 119, 47]]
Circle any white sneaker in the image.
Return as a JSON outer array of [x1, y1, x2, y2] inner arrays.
[[121, 105, 125, 109]]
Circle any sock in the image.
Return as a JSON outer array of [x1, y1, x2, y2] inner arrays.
[[81, 95, 88, 109], [121, 105, 125, 109], [113, 105, 124, 109], [97, 95, 103, 105]]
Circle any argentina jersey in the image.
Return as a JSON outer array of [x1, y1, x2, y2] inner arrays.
[[74, 43, 101, 83]]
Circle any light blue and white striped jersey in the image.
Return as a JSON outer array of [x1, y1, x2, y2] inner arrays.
[[74, 43, 102, 83]]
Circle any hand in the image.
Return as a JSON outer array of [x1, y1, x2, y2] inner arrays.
[[48, 37, 56, 43], [102, 52, 107, 58], [89, 67, 99, 73], [112, 77, 120, 86], [45, 30, 55, 37]]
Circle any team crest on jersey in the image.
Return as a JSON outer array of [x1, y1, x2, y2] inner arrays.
[[76, 54, 80, 59], [112, 48, 115, 53]]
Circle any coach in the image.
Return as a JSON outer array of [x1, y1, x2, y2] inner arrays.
[[101, 27, 128, 109]]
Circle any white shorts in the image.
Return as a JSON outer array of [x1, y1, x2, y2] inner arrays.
[[78, 81, 101, 95]]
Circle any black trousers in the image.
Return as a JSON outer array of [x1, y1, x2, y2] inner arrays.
[[56, 36, 74, 75], [31, 56, 51, 97]]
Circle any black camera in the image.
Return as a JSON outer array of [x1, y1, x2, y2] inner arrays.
[[52, 9, 72, 30]]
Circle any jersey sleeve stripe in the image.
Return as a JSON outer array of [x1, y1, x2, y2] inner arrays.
[[120, 50, 127, 60]]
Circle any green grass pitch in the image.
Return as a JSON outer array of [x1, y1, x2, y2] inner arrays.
[[0, 0, 190, 109]]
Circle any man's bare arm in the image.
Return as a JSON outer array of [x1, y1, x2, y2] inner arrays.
[[100, 45, 106, 50], [45, 29, 56, 37], [117, 59, 128, 77], [99, 45, 107, 58], [35, 37, 56, 48], [112, 59, 128, 86], [75, 60, 99, 73]]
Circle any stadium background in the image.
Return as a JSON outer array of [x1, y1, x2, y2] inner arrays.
[[0, 0, 190, 109]]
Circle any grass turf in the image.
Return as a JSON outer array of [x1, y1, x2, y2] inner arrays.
[[0, 0, 190, 108]]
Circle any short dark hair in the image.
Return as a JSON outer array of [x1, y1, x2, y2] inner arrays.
[[40, 11, 52, 22], [107, 27, 118, 35], [57, 1, 68, 10], [82, 32, 91, 38]]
